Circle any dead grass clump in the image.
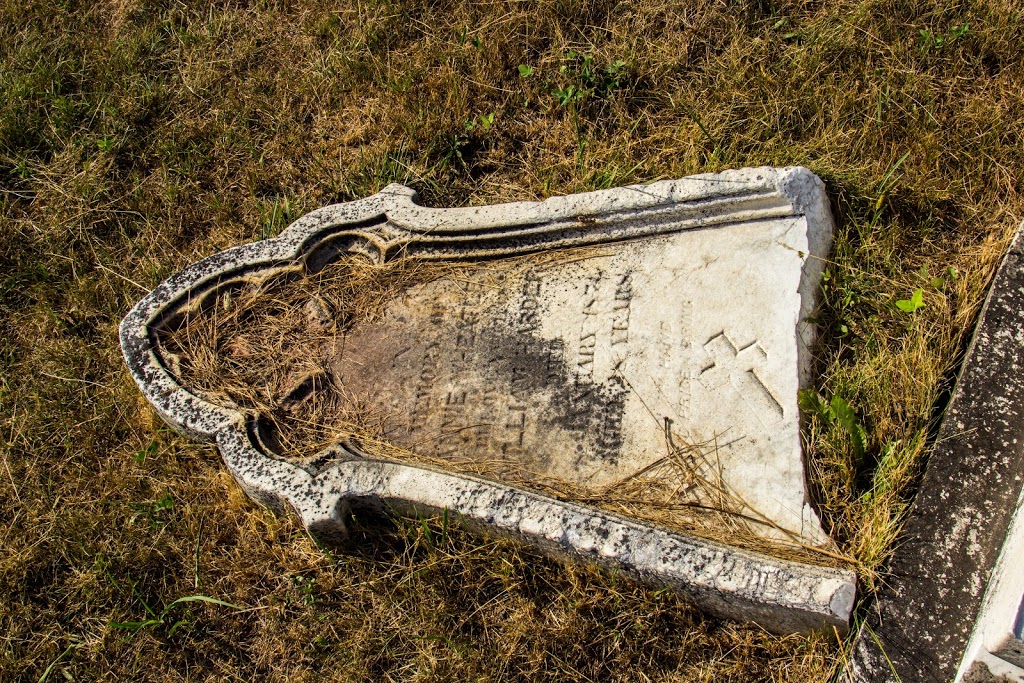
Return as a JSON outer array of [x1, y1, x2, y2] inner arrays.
[[158, 253, 466, 440]]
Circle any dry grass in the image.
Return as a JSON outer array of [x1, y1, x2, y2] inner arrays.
[[1, 0, 1023, 679]]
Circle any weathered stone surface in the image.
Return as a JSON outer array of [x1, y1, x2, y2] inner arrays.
[[957, 431, 1024, 681], [849, 222, 1024, 682], [120, 167, 854, 634], [992, 631, 1024, 672], [963, 658, 1021, 682], [336, 211, 823, 542]]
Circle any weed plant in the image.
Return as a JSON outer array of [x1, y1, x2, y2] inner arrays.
[[1, 0, 1023, 680]]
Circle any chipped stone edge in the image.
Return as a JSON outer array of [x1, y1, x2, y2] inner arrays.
[[119, 166, 854, 635]]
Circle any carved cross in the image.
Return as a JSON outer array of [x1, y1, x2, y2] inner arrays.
[[699, 332, 784, 424]]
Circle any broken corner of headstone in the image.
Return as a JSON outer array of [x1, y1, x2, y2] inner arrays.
[[120, 166, 855, 635]]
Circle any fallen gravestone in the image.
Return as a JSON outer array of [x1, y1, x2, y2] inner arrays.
[[121, 167, 855, 634], [849, 221, 1024, 682]]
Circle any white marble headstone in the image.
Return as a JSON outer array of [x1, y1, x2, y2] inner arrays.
[[120, 167, 854, 633]]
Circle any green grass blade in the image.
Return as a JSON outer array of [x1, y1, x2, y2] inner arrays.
[[165, 595, 242, 610]]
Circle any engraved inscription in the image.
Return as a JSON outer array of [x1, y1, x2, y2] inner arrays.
[[325, 225, 818, 540], [569, 269, 634, 383], [335, 259, 630, 480], [611, 273, 632, 347]]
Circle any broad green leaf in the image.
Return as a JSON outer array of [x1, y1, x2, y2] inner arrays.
[[895, 288, 925, 313], [798, 389, 832, 422], [830, 396, 866, 461]]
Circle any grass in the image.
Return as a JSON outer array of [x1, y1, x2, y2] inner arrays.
[[1, 0, 1022, 679]]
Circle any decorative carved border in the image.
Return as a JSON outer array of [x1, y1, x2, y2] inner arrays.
[[120, 167, 854, 634]]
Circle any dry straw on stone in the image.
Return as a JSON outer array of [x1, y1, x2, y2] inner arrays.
[[159, 248, 850, 568]]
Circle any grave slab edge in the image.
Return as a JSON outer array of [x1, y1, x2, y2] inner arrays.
[[119, 166, 854, 635]]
